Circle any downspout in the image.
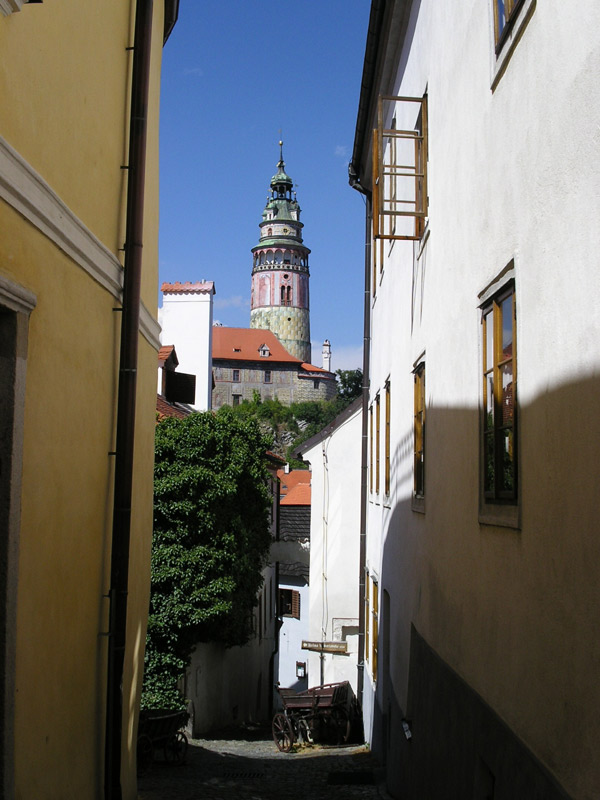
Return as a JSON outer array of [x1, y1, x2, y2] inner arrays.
[[348, 164, 372, 709], [105, 2, 154, 798]]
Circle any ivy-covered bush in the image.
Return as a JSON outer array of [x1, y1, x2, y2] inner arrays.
[[141, 407, 273, 709]]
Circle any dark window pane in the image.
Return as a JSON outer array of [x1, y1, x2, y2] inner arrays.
[[485, 312, 494, 371], [501, 295, 513, 354], [502, 429, 515, 493], [484, 433, 495, 494], [501, 362, 514, 424], [496, 0, 507, 37], [485, 374, 494, 428]]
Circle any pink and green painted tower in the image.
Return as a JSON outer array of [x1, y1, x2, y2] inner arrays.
[[250, 143, 311, 363]]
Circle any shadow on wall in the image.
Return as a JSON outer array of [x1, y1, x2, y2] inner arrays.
[[369, 374, 599, 800]]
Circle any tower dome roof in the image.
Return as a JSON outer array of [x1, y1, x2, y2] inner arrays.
[[270, 140, 293, 187]]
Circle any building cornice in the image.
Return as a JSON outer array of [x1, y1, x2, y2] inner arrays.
[[0, 135, 160, 350]]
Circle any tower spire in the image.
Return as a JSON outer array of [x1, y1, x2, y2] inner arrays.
[[249, 144, 312, 363]]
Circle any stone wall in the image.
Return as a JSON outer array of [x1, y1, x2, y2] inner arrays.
[[212, 360, 336, 408]]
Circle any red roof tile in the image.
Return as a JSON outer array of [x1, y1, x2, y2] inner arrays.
[[281, 483, 311, 506], [299, 362, 335, 377], [212, 327, 301, 363], [277, 469, 311, 496], [158, 344, 178, 367], [156, 394, 190, 420], [161, 281, 215, 295]]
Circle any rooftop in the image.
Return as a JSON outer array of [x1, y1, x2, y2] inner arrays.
[[161, 281, 215, 295]]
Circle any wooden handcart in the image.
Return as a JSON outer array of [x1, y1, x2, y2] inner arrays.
[[272, 681, 355, 752], [137, 709, 189, 770]]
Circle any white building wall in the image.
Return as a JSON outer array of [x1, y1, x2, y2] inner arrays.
[[356, 1, 600, 797], [158, 282, 214, 411], [183, 563, 277, 735], [301, 402, 362, 692], [276, 576, 309, 693]]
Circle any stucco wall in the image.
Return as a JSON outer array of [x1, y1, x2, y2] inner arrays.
[[184, 564, 278, 735], [0, 2, 165, 798], [302, 405, 361, 692], [159, 288, 214, 410], [359, 1, 600, 797]]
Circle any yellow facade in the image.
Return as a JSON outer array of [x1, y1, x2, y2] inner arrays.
[[0, 2, 172, 797]]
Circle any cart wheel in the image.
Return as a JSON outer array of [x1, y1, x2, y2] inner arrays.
[[272, 713, 294, 752], [137, 734, 153, 773], [164, 731, 188, 764], [332, 707, 351, 744]]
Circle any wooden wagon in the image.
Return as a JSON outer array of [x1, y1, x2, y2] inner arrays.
[[137, 709, 189, 770], [272, 681, 356, 752]]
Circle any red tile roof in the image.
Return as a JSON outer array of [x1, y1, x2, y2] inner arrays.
[[299, 362, 334, 376], [281, 483, 311, 506], [161, 281, 215, 295], [156, 394, 190, 420], [212, 327, 301, 364], [158, 344, 178, 367], [277, 469, 311, 496]]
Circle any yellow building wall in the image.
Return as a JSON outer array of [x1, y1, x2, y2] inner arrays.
[[0, 1, 165, 798]]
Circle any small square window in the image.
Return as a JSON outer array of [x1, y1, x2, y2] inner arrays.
[[279, 588, 300, 619]]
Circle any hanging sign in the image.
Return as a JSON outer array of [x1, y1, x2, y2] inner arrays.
[[301, 640, 348, 654]]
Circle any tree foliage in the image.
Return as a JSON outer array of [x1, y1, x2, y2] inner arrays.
[[227, 369, 364, 469], [336, 368, 363, 402], [142, 407, 274, 709]]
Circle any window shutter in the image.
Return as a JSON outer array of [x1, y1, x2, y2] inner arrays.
[[292, 590, 300, 619]]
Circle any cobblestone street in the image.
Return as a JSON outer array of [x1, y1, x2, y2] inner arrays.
[[137, 727, 386, 800]]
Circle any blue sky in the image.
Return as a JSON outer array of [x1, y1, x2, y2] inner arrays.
[[158, 2, 371, 370]]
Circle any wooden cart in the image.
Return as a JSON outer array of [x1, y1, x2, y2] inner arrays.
[[272, 681, 355, 752], [137, 709, 189, 770]]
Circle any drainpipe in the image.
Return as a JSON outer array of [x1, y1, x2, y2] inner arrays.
[[348, 164, 371, 708], [105, 2, 154, 798]]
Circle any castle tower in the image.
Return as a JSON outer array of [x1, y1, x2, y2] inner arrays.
[[250, 142, 311, 363]]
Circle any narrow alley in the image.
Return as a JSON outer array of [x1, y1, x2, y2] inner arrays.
[[137, 729, 385, 800]]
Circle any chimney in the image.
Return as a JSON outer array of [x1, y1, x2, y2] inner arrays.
[[322, 339, 331, 372], [158, 281, 216, 411]]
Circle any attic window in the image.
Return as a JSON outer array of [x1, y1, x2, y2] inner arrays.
[[373, 94, 428, 241], [259, 344, 270, 358], [233, 347, 241, 352]]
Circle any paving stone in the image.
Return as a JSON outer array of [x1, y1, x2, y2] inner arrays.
[[137, 727, 386, 800]]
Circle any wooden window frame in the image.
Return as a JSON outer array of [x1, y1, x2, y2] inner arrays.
[[371, 578, 379, 683], [369, 404, 374, 494], [279, 588, 300, 619], [493, 0, 526, 53], [384, 379, 391, 496], [264, 369, 272, 384], [375, 393, 381, 495], [364, 573, 370, 662], [372, 95, 428, 242], [232, 368, 240, 382], [413, 362, 425, 501], [481, 282, 517, 505]]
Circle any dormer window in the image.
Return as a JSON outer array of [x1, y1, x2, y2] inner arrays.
[[259, 344, 270, 358]]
